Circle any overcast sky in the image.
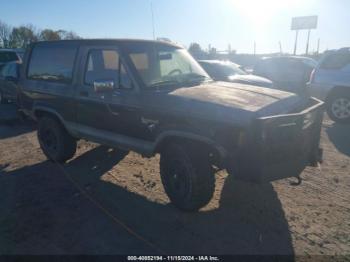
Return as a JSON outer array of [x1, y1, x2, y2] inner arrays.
[[1, 0, 348, 54]]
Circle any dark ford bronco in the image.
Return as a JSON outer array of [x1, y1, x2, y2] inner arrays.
[[18, 39, 324, 211]]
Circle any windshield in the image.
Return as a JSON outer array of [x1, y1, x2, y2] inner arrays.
[[301, 58, 318, 68], [125, 43, 211, 88], [216, 62, 247, 76], [0, 51, 18, 63]]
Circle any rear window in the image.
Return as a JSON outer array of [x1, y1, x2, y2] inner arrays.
[[0, 51, 18, 63], [320, 53, 350, 70], [27, 44, 77, 83]]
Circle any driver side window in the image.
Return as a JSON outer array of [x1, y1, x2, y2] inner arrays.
[[85, 49, 132, 89]]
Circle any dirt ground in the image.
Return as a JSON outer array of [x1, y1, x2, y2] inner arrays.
[[0, 104, 349, 256]]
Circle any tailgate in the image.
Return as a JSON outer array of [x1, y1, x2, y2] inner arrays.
[[235, 97, 324, 183]]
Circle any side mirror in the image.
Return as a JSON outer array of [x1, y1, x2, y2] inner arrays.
[[93, 80, 115, 93]]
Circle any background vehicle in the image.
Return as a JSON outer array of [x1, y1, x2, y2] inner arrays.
[[253, 56, 317, 93], [0, 61, 20, 104], [19, 39, 324, 211], [0, 49, 24, 67], [198, 60, 273, 88], [308, 47, 350, 123]]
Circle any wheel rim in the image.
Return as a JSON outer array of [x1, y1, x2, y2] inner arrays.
[[331, 97, 350, 119], [167, 159, 190, 199], [40, 127, 58, 155]]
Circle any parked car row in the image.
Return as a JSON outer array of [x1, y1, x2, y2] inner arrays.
[[0, 48, 24, 66], [198, 60, 273, 88], [308, 48, 350, 123], [0, 49, 23, 104], [253, 56, 317, 93], [0, 62, 20, 104], [197, 51, 350, 124]]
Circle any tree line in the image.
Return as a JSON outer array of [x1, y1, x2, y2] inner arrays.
[[0, 20, 81, 49]]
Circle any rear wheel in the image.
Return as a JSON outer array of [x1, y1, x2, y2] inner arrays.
[[160, 143, 215, 211], [327, 90, 350, 124], [37, 116, 77, 162]]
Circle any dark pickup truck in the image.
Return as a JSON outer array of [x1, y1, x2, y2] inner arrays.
[[18, 39, 324, 211]]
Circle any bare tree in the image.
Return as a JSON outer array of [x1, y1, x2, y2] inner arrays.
[[57, 30, 81, 40], [39, 29, 61, 41], [9, 24, 39, 48], [0, 20, 12, 48], [1, 20, 81, 48]]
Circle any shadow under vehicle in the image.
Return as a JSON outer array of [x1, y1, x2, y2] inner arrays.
[[0, 145, 294, 255]]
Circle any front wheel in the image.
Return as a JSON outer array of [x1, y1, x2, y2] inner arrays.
[[327, 90, 350, 124], [160, 143, 215, 211]]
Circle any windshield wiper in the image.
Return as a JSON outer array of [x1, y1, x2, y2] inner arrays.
[[182, 73, 212, 83], [148, 80, 179, 88]]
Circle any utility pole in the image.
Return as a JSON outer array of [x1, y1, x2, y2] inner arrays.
[[305, 29, 311, 55], [293, 30, 299, 55], [317, 38, 320, 54], [150, 2, 156, 40], [279, 41, 283, 54], [254, 41, 256, 56]]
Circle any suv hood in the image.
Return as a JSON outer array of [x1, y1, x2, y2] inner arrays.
[[144, 81, 308, 126], [228, 74, 273, 88]]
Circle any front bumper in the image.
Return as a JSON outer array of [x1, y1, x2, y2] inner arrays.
[[228, 97, 325, 183]]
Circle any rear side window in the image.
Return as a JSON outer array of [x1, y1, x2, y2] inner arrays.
[[27, 45, 77, 83], [320, 53, 350, 70], [0, 52, 18, 63]]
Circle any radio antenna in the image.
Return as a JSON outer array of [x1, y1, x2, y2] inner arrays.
[[150, 2, 156, 40]]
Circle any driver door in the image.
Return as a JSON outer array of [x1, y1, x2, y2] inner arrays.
[[77, 46, 142, 139]]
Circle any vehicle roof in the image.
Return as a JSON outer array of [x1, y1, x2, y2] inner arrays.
[[0, 48, 25, 53], [198, 60, 240, 66], [32, 39, 183, 48], [324, 47, 350, 54], [261, 56, 314, 61]]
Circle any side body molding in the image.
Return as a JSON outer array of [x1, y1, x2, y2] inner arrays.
[[31, 106, 228, 160]]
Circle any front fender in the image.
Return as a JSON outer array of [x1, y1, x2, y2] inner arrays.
[[153, 130, 228, 160]]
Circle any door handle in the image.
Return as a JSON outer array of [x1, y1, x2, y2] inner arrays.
[[80, 91, 89, 97]]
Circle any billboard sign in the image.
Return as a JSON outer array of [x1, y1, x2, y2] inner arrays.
[[291, 16, 318, 30]]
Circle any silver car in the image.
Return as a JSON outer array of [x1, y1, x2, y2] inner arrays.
[[198, 60, 273, 88], [308, 48, 350, 123]]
